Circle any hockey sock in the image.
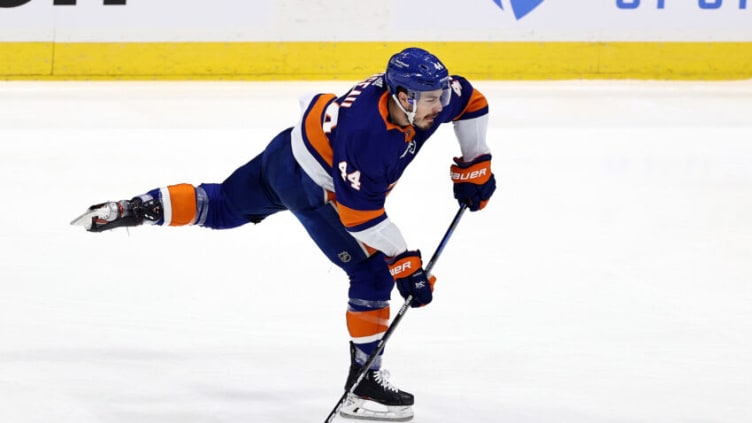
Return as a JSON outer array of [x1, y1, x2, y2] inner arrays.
[[144, 183, 211, 227], [346, 299, 390, 370]]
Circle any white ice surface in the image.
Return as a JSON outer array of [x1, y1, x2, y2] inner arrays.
[[1, 80, 751, 423]]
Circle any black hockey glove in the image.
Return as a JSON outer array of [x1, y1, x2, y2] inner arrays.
[[450, 154, 496, 211], [387, 250, 436, 307]]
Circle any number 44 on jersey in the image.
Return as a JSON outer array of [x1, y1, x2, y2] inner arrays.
[[338, 161, 362, 191]]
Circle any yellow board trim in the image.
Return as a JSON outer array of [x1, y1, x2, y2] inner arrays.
[[1, 41, 751, 80]]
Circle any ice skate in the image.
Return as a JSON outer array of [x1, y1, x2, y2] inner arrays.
[[70, 197, 162, 232], [340, 343, 414, 421]]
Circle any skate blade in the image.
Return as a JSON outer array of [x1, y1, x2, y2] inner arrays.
[[70, 205, 108, 228], [339, 394, 414, 422]]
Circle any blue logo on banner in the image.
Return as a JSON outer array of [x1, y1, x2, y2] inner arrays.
[[492, 0, 545, 20]]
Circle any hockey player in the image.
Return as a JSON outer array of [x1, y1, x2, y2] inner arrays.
[[71, 47, 495, 421]]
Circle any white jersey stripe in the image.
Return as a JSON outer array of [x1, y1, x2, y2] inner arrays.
[[351, 332, 386, 345], [291, 98, 335, 192], [159, 187, 172, 226]]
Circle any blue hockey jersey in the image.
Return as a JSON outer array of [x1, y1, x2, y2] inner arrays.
[[291, 73, 489, 256]]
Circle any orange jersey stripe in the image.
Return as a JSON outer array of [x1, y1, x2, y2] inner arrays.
[[363, 244, 378, 256], [337, 202, 385, 229], [304, 94, 337, 167], [377, 92, 415, 142], [455, 88, 488, 120], [325, 191, 378, 256], [346, 307, 390, 339], [166, 183, 197, 226]]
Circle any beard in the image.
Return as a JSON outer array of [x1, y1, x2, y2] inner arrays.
[[414, 114, 438, 130]]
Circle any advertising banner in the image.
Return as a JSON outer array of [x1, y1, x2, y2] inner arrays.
[[1, 0, 750, 42], [1, 1, 750, 79]]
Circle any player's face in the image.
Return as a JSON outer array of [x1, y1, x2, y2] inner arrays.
[[412, 89, 444, 130]]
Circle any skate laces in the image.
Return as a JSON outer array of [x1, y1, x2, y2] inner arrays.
[[372, 369, 399, 393]]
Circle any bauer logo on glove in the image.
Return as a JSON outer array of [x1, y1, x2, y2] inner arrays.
[[386, 250, 437, 307], [450, 166, 489, 182], [450, 153, 496, 211], [388, 254, 421, 277]]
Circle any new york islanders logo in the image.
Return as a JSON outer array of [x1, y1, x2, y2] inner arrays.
[[492, 0, 545, 20]]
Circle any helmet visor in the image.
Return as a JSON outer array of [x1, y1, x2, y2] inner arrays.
[[410, 77, 451, 108]]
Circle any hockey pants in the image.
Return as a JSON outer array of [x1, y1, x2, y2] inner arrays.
[[144, 128, 393, 367]]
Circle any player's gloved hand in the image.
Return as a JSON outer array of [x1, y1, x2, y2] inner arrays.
[[387, 250, 436, 307], [450, 154, 496, 211]]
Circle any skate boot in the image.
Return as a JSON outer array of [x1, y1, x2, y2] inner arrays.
[[70, 197, 163, 232], [340, 342, 414, 422]]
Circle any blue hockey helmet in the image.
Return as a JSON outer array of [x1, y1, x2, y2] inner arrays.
[[384, 47, 451, 107]]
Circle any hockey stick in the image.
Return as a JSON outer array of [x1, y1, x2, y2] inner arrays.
[[324, 203, 468, 423]]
